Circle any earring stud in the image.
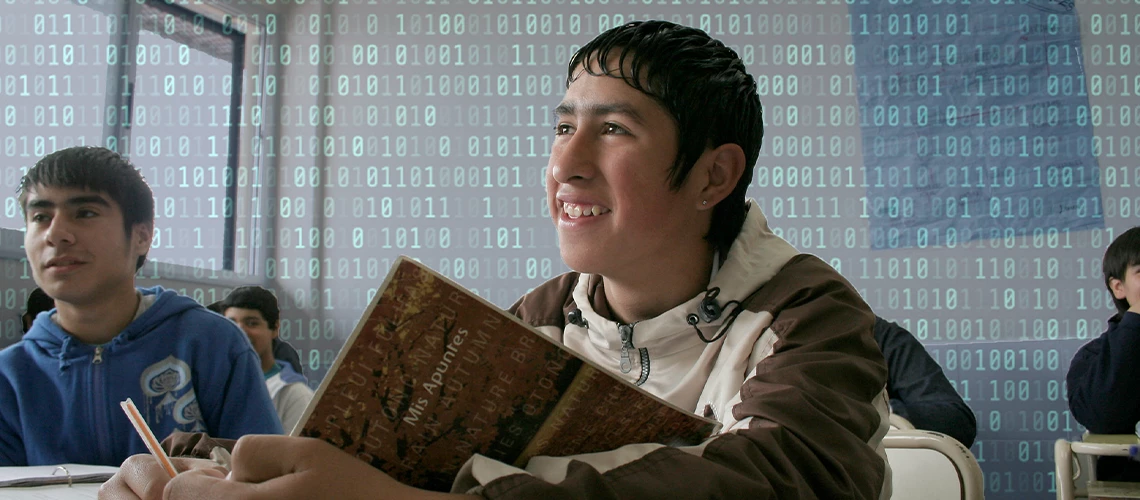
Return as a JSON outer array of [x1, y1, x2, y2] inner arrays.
[[702, 200, 708, 205]]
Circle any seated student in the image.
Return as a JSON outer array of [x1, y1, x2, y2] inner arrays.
[[874, 316, 977, 447], [0, 146, 282, 467], [102, 21, 891, 499], [211, 286, 314, 432], [1067, 226, 1140, 481], [206, 300, 305, 377], [21, 287, 54, 334]]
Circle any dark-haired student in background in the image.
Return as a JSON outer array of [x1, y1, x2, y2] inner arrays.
[[210, 286, 315, 433], [0, 146, 281, 467], [874, 317, 977, 447], [102, 21, 890, 500], [1067, 226, 1140, 481]]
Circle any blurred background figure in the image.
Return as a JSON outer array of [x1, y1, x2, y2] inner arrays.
[[21, 288, 54, 335], [211, 286, 314, 432], [875, 316, 977, 448]]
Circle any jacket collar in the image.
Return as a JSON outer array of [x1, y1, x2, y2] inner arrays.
[[22, 286, 186, 369], [571, 199, 800, 352]]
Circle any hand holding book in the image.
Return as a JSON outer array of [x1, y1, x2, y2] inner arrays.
[[293, 257, 717, 491], [99, 258, 716, 499]]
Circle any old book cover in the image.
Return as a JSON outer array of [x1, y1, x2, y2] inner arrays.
[[295, 256, 719, 491]]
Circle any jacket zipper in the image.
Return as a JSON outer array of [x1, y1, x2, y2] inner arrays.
[[618, 324, 634, 373], [91, 345, 111, 463], [617, 323, 650, 386]]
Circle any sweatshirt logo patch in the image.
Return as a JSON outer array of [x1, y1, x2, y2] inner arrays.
[[140, 355, 205, 432], [173, 390, 205, 431]]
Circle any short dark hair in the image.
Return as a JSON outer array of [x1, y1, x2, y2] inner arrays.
[[568, 20, 763, 254], [1103, 226, 1140, 315], [22, 287, 55, 334], [17, 146, 155, 271], [216, 285, 280, 330]]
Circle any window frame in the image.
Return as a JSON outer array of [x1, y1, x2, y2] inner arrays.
[[106, 0, 247, 271], [3, 0, 282, 281]]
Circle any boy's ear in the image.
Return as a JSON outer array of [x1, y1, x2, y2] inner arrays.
[[131, 222, 154, 255], [1110, 277, 1128, 300], [695, 143, 746, 210]]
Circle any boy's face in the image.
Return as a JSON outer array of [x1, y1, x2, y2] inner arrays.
[[547, 61, 708, 279], [1109, 264, 1140, 313], [224, 307, 278, 362], [23, 185, 150, 308]]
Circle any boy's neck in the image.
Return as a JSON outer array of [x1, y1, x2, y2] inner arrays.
[[54, 284, 142, 345], [602, 245, 716, 324], [261, 353, 277, 374]]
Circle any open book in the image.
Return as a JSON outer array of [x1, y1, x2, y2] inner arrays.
[[294, 257, 719, 491]]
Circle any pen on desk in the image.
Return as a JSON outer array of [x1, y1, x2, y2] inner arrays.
[[120, 398, 179, 478]]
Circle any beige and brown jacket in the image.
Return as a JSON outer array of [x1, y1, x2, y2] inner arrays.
[[453, 200, 892, 499]]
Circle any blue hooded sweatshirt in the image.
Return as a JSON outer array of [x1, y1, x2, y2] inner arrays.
[[0, 286, 283, 466]]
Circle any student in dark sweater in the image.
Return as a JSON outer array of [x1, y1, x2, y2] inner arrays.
[[1067, 226, 1140, 481], [874, 317, 977, 447]]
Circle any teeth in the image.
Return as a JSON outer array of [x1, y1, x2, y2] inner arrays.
[[563, 203, 609, 219]]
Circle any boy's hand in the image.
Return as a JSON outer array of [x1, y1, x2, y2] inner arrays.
[[105, 435, 480, 500], [99, 456, 224, 500]]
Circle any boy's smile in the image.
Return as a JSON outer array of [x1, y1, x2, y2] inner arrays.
[[547, 64, 710, 286], [43, 256, 88, 275]]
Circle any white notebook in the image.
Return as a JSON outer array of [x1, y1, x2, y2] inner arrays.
[[0, 464, 117, 488]]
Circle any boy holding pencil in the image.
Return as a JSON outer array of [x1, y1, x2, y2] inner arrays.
[[0, 146, 282, 467]]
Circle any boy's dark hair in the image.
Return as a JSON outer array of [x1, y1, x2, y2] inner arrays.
[[216, 285, 280, 330], [17, 146, 155, 271], [568, 20, 763, 254], [22, 287, 55, 334], [1103, 226, 1140, 315]]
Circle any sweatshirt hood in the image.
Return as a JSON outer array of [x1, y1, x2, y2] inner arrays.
[[273, 359, 309, 386], [23, 286, 203, 370]]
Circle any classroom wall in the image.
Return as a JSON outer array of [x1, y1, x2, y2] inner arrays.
[[2, 0, 1138, 498]]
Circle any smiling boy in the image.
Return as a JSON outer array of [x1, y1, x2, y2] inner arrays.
[[102, 22, 890, 500], [0, 146, 281, 467], [471, 21, 890, 498]]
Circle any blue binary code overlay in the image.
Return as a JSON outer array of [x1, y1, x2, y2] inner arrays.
[[1, 1, 1137, 498]]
